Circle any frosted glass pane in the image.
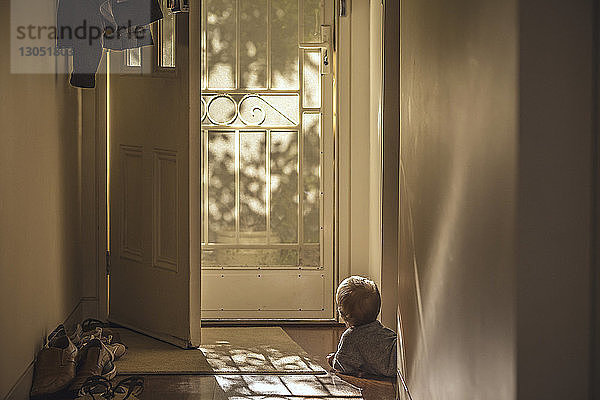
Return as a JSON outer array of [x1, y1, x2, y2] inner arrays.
[[300, 245, 319, 267], [206, 95, 237, 125], [160, 11, 175, 67], [303, 0, 323, 42], [208, 132, 236, 242], [271, 131, 298, 243], [126, 48, 141, 67], [202, 248, 298, 267], [239, 132, 267, 239], [303, 51, 321, 108], [271, 0, 299, 89], [240, 0, 268, 88], [303, 113, 320, 243], [207, 0, 236, 88]]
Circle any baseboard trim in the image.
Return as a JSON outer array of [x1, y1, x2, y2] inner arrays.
[[3, 296, 98, 400], [201, 319, 344, 327]]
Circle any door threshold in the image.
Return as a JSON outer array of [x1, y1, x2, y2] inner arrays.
[[201, 319, 344, 327]]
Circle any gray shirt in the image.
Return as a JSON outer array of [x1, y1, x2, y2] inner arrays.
[[333, 320, 397, 377]]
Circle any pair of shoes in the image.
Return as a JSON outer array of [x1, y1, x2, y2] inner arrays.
[[77, 375, 145, 400], [30, 325, 79, 397], [70, 338, 117, 393]]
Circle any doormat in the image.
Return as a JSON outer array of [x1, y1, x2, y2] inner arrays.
[[113, 327, 326, 375]]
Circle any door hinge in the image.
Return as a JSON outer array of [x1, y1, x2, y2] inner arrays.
[[106, 250, 111, 276], [339, 0, 349, 17]]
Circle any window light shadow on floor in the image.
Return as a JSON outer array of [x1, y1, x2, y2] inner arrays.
[[200, 345, 324, 373], [215, 374, 363, 399]]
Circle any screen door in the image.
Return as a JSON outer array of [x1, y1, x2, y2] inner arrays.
[[201, 0, 335, 320], [108, 1, 202, 347]]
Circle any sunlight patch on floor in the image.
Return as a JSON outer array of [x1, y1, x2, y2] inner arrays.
[[214, 375, 363, 399]]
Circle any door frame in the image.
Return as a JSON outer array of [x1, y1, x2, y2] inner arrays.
[[91, 0, 399, 327], [335, 0, 399, 330], [96, 57, 109, 321]]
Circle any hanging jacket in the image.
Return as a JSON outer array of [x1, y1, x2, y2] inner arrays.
[[57, 0, 163, 88]]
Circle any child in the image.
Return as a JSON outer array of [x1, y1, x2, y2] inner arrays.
[[327, 276, 397, 378]]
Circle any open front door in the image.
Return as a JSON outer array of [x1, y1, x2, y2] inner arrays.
[[108, 1, 201, 348]]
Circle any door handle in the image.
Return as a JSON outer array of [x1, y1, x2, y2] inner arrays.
[[299, 25, 332, 75]]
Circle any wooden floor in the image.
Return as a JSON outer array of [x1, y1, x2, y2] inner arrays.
[[54, 326, 397, 400]]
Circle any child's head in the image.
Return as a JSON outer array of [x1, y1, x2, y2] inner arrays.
[[336, 276, 381, 327]]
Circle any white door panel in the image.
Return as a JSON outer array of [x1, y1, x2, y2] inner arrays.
[[202, 270, 327, 317], [109, 3, 201, 347]]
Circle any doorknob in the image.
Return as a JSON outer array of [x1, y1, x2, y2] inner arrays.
[[299, 25, 332, 75]]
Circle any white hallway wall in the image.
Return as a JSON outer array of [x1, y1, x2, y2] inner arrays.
[[398, 0, 595, 398], [0, 1, 86, 398]]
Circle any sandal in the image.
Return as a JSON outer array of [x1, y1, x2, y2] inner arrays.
[[112, 376, 145, 400], [102, 360, 117, 381], [77, 376, 113, 400]]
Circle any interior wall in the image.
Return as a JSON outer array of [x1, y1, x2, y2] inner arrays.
[[398, 0, 518, 398], [0, 2, 83, 397], [368, 0, 383, 301], [517, 0, 594, 397], [380, 0, 400, 331]]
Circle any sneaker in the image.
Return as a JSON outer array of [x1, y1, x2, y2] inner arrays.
[[69, 338, 114, 393], [78, 326, 127, 361], [81, 319, 122, 344], [69, 323, 83, 347], [30, 334, 78, 397], [78, 327, 103, 349], [104, 340, 127, 360]]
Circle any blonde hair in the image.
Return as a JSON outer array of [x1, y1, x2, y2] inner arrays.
[[336, 276, 381, 326]]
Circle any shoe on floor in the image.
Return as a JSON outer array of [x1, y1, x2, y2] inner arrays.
[[105, 340, 127, 360], [46, 324, 67, 344], [69, 338, 114, 393], [113, 376, 145, 400], [102, 359, 117, 380], [81, 318, 122, 344], [78, 325, 127, 361], [69, 323, 83, 347], [76, 375, 113, 399], [30, 335, 78, 397]]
